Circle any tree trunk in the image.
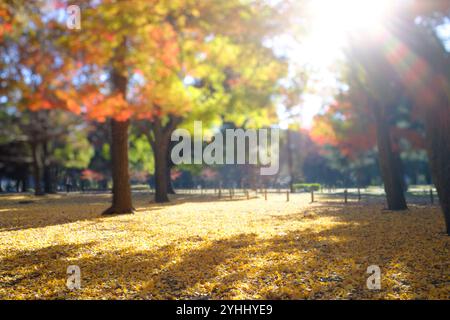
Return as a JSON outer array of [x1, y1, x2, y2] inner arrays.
[[102, 119, 134, 215], [154, 138, 170, 203], [147, 116, 182, 203], [166, 142, 176, 194], [424, 92, 450, 235], [22, 173, 28, 192], [287, 129, 295, 193], [373, 102, 408, 210], [166, 164, 176, 194], [43, 142, 56, 194], [31, 142, 44, 196]]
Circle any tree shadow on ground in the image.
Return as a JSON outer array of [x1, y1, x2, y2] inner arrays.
[[1, 209, 447, 299], [0, 192, 263, 232]]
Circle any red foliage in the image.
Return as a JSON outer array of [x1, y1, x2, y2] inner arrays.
[[81, 169, 105, 182]]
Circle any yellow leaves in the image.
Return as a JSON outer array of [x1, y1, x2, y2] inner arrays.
[[0, 193, 448, 300], [191, 9, 200, 18]]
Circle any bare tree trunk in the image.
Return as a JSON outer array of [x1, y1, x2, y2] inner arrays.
[[147, 115, 182, 203], [31, 142, 44, 196], [103, 119, 134, 214], [154, 138, 170, 203], [424, 92, 450, 235], [167, 142, 176, 194], [43, 141, 56, 194], [373, 101, 407, 210]]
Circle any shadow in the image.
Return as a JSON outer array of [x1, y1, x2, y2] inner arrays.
[[1, 191, 447, 299], [0, 191, 257, 232], [0, 234, 259, 299], [0, 192, 114, 232], [0, 210, 447, 299], [0, 242, 95, 291]]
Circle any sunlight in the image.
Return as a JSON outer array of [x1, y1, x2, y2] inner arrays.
[[303, 0, 391, 67]]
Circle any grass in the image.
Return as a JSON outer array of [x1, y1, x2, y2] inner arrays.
[[0, 191, 448, 300]]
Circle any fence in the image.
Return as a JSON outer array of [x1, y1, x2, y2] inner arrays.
[[159, 186, 438, 206]]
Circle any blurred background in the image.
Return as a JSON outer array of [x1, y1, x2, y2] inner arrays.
[[0, 0, 449, 204]]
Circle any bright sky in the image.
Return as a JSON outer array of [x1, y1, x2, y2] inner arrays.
[[276, 0, 394, 129]]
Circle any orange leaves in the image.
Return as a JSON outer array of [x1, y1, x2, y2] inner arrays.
[[66, 99, 81, 114], [55, 90, 81, 115], [0, 4, 13, 40], [55, 88, 134, 122], [84, 92, 130, 122], [0, 23, 12, 39], [148, 23, 180, 69], [29, 99, 52, 112], [310, 115, 339, 147], [28, 90, 59, 112]]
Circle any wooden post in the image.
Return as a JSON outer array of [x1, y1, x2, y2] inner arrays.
[[246, 190, 250, 200], [430, 189, 434, 204], [344, 189, 348, 204], [311, 190, 314, 203], [286, 190, 290, 202], [218, 187, 222, 199], [358, 188, 361, 202], [229, 188, 232, 200], [264, 189, 267, 201]]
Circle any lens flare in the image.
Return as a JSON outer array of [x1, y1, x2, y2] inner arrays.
[[301, 0, 391, 67]]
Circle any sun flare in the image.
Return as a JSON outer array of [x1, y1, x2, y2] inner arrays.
[[302, 0, 391, 67]]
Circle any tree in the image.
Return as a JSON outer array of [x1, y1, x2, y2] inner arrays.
[[385, 3, 450, 233], [57, 0, 183, 211], [0, 1, 92, 195], [131, 0, 288, 202], [337, 28, 408, 210]]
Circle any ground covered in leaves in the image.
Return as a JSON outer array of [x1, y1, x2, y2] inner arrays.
[[0, 191, 448, 299]]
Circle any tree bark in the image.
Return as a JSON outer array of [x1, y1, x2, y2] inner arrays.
[[31, 142, 44, 196], [154, 137, 170, 203], [43, 141, 56, 194], [167, 142, 176, 194], [424, 89, 450, 235], [103, 119, 134, 214], [147, 115, 182, 203], [373, 101, 408, 210]]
